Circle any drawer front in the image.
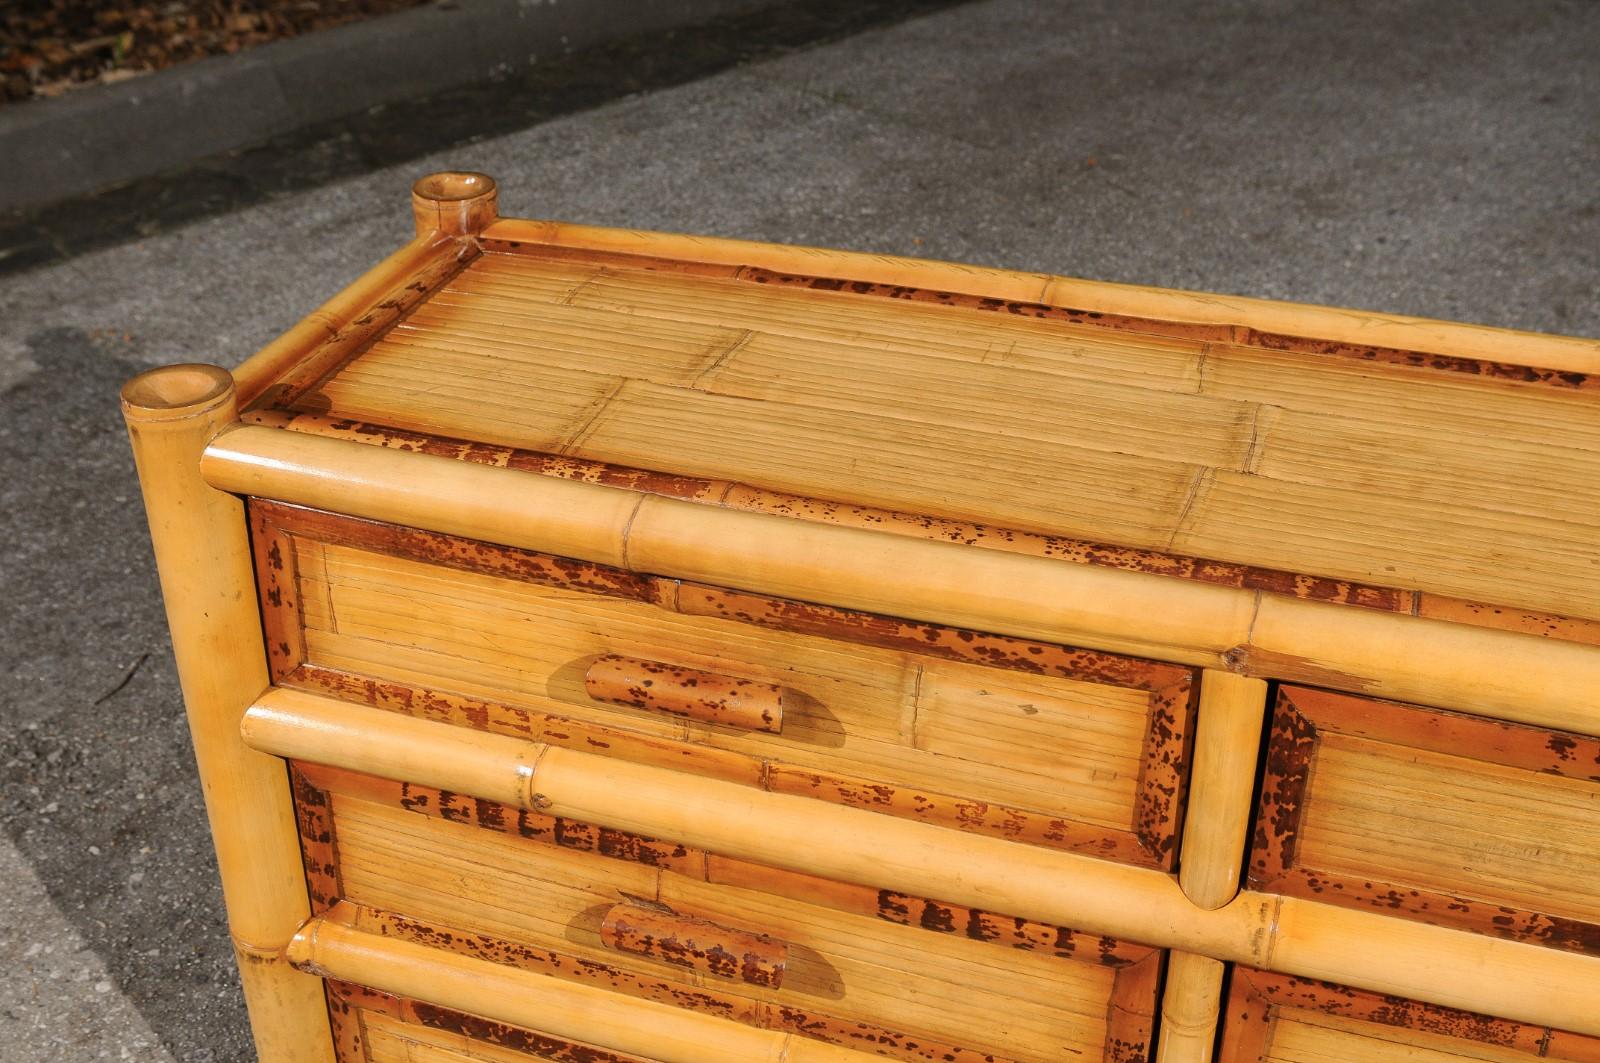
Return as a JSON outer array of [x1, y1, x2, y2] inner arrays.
[[293, 763, 1161, 1063], [328, 980, 656, 1063], [1217, 967, 1600, 1062], [254, 500, 1197, 868], [1250, 686, 1600, 953]]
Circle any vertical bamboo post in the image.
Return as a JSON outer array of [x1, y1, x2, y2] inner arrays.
[[121, 364, 333, 1062], [1157, 952, 1226, 1063], [1159, 669, 1269, 1062], [411, 171, 498, 236], [1180, 670, 1270, 908]]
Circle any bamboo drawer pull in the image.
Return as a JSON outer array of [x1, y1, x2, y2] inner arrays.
[[584, 654, 786, 733], [600, 898, 788, 989]]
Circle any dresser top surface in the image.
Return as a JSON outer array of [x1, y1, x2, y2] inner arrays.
[[249, 231, 1600, 626]]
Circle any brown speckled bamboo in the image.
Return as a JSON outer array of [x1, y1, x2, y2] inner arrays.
[[240, 686, 1600, 1035], [585, 654, 786, 733], [120, 365, 333, 1062], [599, 899, 788, 988], [201, 425, 1600, 736]]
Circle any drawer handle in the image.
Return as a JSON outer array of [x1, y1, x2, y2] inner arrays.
[[584, 654, 785, 734], [600, 898, 788, 989]]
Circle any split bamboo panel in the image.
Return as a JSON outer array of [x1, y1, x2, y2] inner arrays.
[[201, 425, 1600, 736], [479, 217, 1600, 377], [316, 773, 1121, 1062], [285, 528, 1172, 859], [281, 245, 1600, 623], [1252, 686, 1600, 955], [287, 905, 882, 1063], [241, 686, 1600, 1034], [357, 1006, 651, 1063], [231, 230, 473, 408], [119, 365, 332, 1062]]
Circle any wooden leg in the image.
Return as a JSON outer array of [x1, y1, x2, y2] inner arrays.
[[121, 364, 333, 1062]]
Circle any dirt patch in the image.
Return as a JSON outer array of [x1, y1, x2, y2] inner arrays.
[[1, 0, 430, 104]]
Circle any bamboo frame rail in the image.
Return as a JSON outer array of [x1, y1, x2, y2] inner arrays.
[[1178, 671, 1270, 910], [287, 904, 879, 1063], [1155, 953, 1225, 1063], [230, 230, 472, 407], [201, 424, 1600, 736], [481, 218, 1600, 377], [1158, 670, 1268, 1062], [242, 686, 1600, 1035], [120, 366, 333, 1063]]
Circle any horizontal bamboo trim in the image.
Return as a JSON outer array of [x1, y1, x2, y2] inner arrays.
[[244, 687, 1600, 1034], [231, 230, 471, 407], [202, 426, 1600, 735], [287, 904, 877, 1063], [481, 218, 1600, 377], [244, 687, 1210, 945]]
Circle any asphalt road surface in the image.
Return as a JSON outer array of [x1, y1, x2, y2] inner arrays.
[[2, 1, 1596, 1059]]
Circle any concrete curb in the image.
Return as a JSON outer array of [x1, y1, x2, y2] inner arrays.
[[0, 0, 773, 213]]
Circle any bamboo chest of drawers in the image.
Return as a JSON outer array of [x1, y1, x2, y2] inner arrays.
[[122, 172, 1600, 1063]]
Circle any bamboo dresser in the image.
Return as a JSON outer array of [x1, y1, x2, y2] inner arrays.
[[122, 172, 1600, 1063]]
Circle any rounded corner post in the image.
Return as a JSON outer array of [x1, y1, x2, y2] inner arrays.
[[120, 363, 335, 1061], [411, 170, 499, 238]]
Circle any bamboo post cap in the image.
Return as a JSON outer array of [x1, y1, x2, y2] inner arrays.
[[120, 363, 235, 422], [411, 171, 498, 237]]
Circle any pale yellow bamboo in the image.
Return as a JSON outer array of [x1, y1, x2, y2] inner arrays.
[[1179, 671, 1270, 909], [241, 686, 1600, 1033], [242, 687, 1216, 947], [1245, 595, 1600, 736], [1156, 952, 1224, 1063], [120, 365, 333, 1062], [481, 217, 1600, 376], [201, 426, 1600, 734], [288, 905, 894, 1063], [1259, 889, 1600, 1035], [230, 229, 468, 406]]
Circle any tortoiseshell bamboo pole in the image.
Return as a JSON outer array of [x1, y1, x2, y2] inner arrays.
[[289, 904, 883, 1063], [1157, 952, 1225, 1063], [1158, 670, 1267, 1061], [480, 218, 1600, 376], [120, 366, 333, 1061], [201, 427, 1600, 734], [240, 686, 1600, 1034]]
